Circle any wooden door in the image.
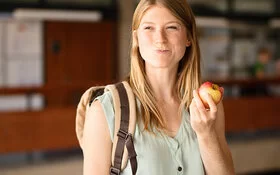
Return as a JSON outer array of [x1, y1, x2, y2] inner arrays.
[[44, 21, 117, 106]]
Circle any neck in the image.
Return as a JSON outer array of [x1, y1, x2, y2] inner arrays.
[[146, 67, 178, 103]]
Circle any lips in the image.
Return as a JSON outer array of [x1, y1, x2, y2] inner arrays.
[[153, 44, 169, 53], [155, 49, 169, 53], [156, 49, 168, 51], [155, 47, 169, 51]]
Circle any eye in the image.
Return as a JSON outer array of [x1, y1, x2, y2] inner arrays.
[[167, 26, 178, 30], [144, 26, 152, 30]]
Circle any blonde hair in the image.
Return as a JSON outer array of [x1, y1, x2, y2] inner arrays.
[[129, 0, 201, 131]]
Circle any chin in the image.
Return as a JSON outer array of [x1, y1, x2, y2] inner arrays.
[[146, 61, 178, 71]]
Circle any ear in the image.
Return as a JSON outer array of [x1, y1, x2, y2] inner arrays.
[[186, 40, 191, 47], [133, 30, 138, 45]]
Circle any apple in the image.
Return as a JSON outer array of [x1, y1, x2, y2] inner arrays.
[[198, 81, 224, 109]]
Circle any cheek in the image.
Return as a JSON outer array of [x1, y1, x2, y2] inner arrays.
[[177, 46, 187, 60], [137, 33, 152, 58], [173, 37, 187, 58], [137, 32, 151, 47]]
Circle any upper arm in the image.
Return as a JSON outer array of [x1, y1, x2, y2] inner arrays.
[[82, 100, 112, 175]]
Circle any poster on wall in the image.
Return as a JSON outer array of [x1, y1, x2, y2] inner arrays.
[[6, 20, 42, 56], [0, 19, 44, 111], [5, 20, 43, 87]]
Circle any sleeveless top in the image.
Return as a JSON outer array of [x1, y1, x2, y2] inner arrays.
[[95, 91, 205, 175]]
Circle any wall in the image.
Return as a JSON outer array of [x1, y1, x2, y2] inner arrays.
[[117, 0, 134, 79]]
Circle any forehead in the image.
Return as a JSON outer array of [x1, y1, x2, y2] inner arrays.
[[140, 4, 180, 23]]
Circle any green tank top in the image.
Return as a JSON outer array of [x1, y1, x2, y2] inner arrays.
[[96, 91, 205, 175]]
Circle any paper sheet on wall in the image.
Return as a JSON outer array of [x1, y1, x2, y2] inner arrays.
[[6, 57, 43, 87], [30, 93, 44, 110], [0, 95, 28, 111], [6, 20, 43, 56], [4, 20, 44, 87]]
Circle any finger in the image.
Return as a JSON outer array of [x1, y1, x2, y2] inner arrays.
[[189, 99, 201, 121], [192, 90, 207, 114], [204, 93, 217, 114], [192, 90, 212, 124], [193, 90, 205, 110]]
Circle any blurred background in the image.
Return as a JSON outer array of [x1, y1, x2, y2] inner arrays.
[[0, 0, 279, 175]]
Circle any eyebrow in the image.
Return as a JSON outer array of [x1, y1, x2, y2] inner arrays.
[[140, 21, 182, 25]]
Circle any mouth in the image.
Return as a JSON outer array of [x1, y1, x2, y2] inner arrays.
[[155, 49, 169, 53]]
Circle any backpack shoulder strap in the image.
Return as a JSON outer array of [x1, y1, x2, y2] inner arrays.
[[75, 81, 137, 174], [76, 85, 105, 149], [105, 81, 137, 174]]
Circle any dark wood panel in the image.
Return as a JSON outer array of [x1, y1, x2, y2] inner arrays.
[[0, 21, 118, 154], [44, 21, 117, 106], [0, 81, 112, 107], [45, 21, 117, 85], [0, 107, 78, 153], [0, 97, 280, 153], [0, 82, 107, 95], [224, 97, 280, 132]]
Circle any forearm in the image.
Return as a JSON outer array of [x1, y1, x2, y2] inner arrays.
[[197, 131, 235, 175]]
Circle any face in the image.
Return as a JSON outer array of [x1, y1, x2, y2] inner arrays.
[[135, 4, 190, 71]]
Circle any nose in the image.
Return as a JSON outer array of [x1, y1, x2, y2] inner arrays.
[[154, 29, 167, 44]]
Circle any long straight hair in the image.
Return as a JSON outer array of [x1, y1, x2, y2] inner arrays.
[[129, 0, 201, 131]]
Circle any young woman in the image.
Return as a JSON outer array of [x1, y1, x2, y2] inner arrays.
[[82, 0, 235, 174]]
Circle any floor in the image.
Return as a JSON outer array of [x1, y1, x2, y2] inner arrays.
[[0, 137, 279, 175], [0, 155, 83, 175], [229, 136, 280, 174], [0, 156, 279, 175], [0, 148, 83, 175]]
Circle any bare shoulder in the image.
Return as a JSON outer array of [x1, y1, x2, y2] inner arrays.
[[83, 100, 111, 148], [82, 100, 112, 175], [87, 100, 106, 119]]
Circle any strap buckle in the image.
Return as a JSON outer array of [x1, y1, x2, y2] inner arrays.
[[110, 167, 120, 175], [117, 129, 131, 140]]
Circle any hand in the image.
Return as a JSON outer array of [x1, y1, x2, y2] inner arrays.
[[189, 89, 220, 138]]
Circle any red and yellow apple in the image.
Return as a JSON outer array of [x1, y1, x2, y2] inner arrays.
[[198, 81, 224, 108]]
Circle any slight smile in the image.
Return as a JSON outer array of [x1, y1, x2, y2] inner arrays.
[[155, 49, 169, 53]]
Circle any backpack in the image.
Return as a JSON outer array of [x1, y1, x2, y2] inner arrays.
[[76, 81, 138, 175]]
